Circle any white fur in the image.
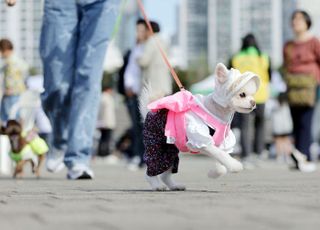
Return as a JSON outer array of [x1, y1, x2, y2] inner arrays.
[[145, 174, 167, 191], [141, 63, 260, 190], [139, 82, 166, 120], [160, 167, 186, 191], [207, 160, 227, 179]]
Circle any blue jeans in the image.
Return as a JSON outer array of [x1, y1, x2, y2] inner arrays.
[[40, 0, 118, 169], [0, 95, 20, 122]]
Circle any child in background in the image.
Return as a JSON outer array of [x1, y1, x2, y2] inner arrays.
[[0, 39, 28, 123], [272, 93, 316, 172], [26, 74, 52, 144], [96, 85, 117, 163]]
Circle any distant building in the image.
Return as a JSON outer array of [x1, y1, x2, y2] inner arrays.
[[282, 0, 297, 44], [208, 0, 289, 70], [179, 0, 208, 68], [0, 1, 43, 72], [297, 0, 320, 36]]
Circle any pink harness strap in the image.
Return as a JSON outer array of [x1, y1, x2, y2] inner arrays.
[[189, 102, 230, 147], [148, 90, 230, 153]]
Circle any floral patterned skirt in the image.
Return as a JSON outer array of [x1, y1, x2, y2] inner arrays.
[[143, 109, 179, 176]]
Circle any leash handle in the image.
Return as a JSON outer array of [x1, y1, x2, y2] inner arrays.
[[136, 0, 185, 90]]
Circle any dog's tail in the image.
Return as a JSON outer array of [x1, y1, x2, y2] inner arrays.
[[139, 82, 166, 121]]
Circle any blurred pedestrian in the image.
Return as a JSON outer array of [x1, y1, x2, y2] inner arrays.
[[230, 34, 271, 166], [0, 38, 28, 123], [38, 0, 119, 179], [26, 75, 52, 144], [96, 85, 116, 161], [283, 10, 320, 161], [271, 93, 316, 172], [138, 21, 172, 96], [123, 19, 148, 170]]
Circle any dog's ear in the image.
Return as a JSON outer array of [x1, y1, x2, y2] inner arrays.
[[215, 63, 229, 84], [5, 120, 22, 135], [0, 126, 6, 135]]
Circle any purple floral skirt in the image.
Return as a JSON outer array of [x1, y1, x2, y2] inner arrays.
[[143, 109, 179, 176]]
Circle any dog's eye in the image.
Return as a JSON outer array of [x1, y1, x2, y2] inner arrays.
[[239, 92, 246, 98]]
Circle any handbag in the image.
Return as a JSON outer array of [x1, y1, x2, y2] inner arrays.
[[103, 39, 124, 74], [285, 73, 317, 107]]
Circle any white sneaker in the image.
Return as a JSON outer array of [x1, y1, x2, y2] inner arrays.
[[46, 149, 65, 173], [127, 156, 140, 171], [299, 162, 317, 173], [67, 164, 94, 180], [104, 154, 120, 165]]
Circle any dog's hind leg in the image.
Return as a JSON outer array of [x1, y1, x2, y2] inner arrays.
[[13, 160, 25, 178], [145, 173, 167, 191], [202, 145, 243, 173], [207, 160, 227, 179], [160, 168, 186, 191]]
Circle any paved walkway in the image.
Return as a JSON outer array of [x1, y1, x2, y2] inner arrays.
[[0, 155, 319, 230]]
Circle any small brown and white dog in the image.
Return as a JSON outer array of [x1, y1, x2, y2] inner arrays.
[[1, 120, 48, 178], [140, 63, 260, 191]]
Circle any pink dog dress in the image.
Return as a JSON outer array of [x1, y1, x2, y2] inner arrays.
[[143, 90, 236, 176]]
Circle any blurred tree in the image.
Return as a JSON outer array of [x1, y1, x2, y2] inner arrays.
[[173, 53, 210, 92]]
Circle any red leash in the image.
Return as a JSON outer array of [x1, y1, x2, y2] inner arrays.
[[136, 0, 184, 90]]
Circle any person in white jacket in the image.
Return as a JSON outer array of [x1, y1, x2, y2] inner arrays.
[[138, 21, 172, 96]]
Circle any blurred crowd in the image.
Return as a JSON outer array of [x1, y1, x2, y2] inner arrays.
[[95, 10, 320, 172], [1, 6, 320, 177]]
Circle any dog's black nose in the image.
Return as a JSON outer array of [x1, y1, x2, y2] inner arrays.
[[250, 100, 256, 108]]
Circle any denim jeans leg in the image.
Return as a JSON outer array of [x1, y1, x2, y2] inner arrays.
[[40, 0, 79, 152], [64, 0, 118, 168]]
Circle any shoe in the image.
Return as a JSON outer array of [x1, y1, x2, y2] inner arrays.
[[298, 162, 317, 173], [103, 154, 121, 165], [241, 155, 258, 170], [46, 149, 65, 173], [127, 156, 140, 171], [67, 164, 94, 180], [291, 150, 317, 173]]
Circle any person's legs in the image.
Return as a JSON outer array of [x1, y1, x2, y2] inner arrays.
[[40, 0, 78, 152], [97, 128, 112, 157], [254, 104, 265, 155], [297, 107, 314, 161], [240, 113, 251, 159], [290, 107, 301, 149], [0, 95, 20, 122], [65, 0, 118, 173], [126, 96, 145, 165]]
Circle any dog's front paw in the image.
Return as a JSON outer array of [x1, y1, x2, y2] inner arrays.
[[207, 167, 227, 179], [227, 159, 243, 173]]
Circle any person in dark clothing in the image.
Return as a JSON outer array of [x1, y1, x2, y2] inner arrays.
[[123, 19, 148, 169], [230, 34, 271, 165]]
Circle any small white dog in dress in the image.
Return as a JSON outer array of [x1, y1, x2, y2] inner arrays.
[[140, 63, 260, 191]]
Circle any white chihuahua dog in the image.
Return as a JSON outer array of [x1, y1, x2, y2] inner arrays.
[[140, 63, 260, 191]]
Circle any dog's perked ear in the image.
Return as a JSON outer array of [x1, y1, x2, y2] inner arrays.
[[215, 63, 229, 84]]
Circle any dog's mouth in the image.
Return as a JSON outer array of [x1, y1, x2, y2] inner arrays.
[[236, 106, 255, 112]]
